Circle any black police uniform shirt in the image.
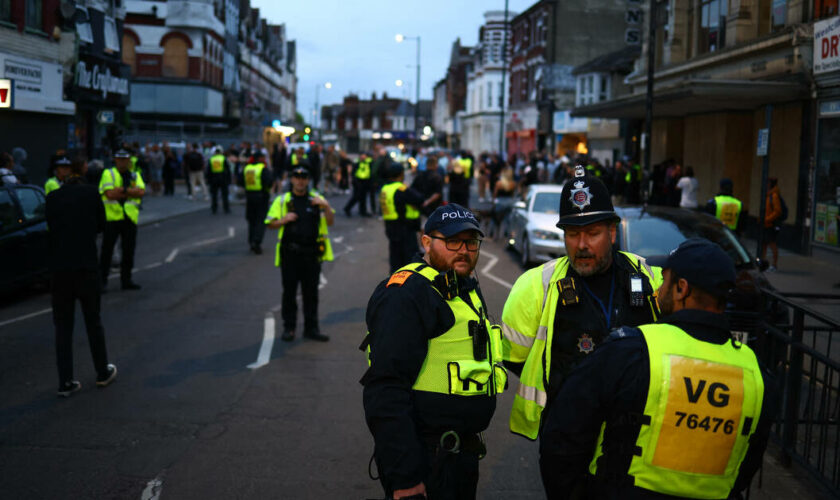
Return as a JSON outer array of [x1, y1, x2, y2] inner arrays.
[[410, 170, 443, 215], [282, 193, 320, 248], [361, 257, 496, 489], [546, 251, 659, 405], [45, 179, 105, 272], [387, 186, 426, 236], [539, 309, 775, 500]]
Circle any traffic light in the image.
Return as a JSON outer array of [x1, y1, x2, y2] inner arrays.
[[303, 134, 310, 141], [304, 127, 311, 134]]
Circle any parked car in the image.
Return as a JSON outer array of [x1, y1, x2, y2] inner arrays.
[[0, 184, 50, 291], [506, 184, 566, 266]]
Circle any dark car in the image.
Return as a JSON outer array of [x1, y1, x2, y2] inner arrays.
[[0, 184, 49, 291], [614, 205, 786, 336]]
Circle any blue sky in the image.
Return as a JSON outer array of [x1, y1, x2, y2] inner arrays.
[[253, 0, 536, 123]]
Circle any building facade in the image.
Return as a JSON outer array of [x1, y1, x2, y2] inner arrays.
[[814, 11, 840, 252]]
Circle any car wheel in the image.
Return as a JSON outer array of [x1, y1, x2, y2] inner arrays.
[[521, 235, 532, 267]]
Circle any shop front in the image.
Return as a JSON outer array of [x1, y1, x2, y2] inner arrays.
[[813, 16, 840, 251]]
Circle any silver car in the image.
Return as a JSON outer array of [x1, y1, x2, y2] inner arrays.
[[507, 184, 566, 266]]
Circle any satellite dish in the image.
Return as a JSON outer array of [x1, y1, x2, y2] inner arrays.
[[60, 1, 76, 20]]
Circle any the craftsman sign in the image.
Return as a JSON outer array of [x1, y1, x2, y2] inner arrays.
[[72, 55, 130, 106]]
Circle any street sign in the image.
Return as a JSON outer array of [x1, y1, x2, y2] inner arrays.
[[97, 110, 115, 124], [756, 128, 769, 156], [0, 78, 11, 108]]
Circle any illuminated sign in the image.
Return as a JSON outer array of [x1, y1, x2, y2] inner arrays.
[[0, 78, 11, 108]]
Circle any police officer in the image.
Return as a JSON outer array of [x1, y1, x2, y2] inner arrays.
[[265, 166, 334, 342], [501, 167, 662, 441], [540, 238, 774, 499], [241, 151, 273, 254], [706, 178, 743, 234], [206, 146, 231, 214], [361, 203, 507, 500], [45, 156, 72, 194], [344, 152, 372, 217], [380, 162, 424, 272], [99, 149, 145, 291]]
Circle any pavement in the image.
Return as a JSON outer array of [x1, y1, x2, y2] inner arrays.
[[0, 184, 835, 499]]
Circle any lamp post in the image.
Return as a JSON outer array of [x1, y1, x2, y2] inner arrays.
[[314, 81, 332, 129], [396, 33, 421, 144]]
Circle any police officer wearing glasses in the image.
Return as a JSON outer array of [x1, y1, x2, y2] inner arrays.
[[361, 203, 507, 500], [539, 238, 774, 500]]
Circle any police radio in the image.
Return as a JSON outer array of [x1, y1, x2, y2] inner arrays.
[[469, 320, 489, 361], [629, 273, 645, 307]]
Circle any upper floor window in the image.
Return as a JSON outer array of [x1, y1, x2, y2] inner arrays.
[[698, 0, 727, 55], [122, 33, 137, 75], [76, 8, 93, 43], [1, 0, 12, 23], [25, 0, 42, 31], [576, 73, 610, 106], [104, 17, 120, 53], [816, 0, 839, 19], [162, 36, 190, 78], [771, 0, 786, 29], [487, 81, 493, 108]]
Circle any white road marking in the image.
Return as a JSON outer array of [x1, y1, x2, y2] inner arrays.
[[140, 477, 163, 500], [480, 250, 513, 289], [318, 272, 328, 290], [164, 226, 235, 263], [0, 307, 52, 328], [142, 262, 163, 271], [165, 248, 178, 263], [247, 313, 276, 370], [332, 236, 344, 244], [356, 227, 364, 233]]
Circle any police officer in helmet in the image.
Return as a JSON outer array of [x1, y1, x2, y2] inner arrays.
[[501, 167, 663, 441], [540, 238, 774, 499], [361, 203, 507, 500]]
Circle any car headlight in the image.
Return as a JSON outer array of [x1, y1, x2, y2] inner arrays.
[[532, 230, 560, 240]]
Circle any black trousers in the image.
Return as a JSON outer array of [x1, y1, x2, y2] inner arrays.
[[378, 446, 480, 500], [281, 250, 321, 332], [52, 270, 109, 385], [386, 223, 418, 273], [344, 180, 370, 215], [163, 170, 175, 195], [210, 183, 230, 213], [100, 219, 137, 286], [245, 192, 269, 247], [369, 181, 380, 214]]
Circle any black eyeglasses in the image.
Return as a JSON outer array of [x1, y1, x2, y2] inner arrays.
[[429, 235, 482, 251]]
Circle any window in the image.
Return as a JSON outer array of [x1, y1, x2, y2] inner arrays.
[[76, 8, 93, 43], [162, 36, 189, 78], [1, 0, 12, 23], [122, 34, 137, 75], [15, 187, 45, 221], [698, 0, 727, 54], [599, 75, 610, 101], [0, 190, 18, 233], [771, 0, 786, 29], [816, 0, 839, 19], [25, 0, 42, 31], [479, 85, 483, 111], [498, 82, 503, 107], [487, 81, 492, 108], [104, 17, 120, 52]]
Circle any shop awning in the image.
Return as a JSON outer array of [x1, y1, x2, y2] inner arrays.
[[571, 79, 808, 119]]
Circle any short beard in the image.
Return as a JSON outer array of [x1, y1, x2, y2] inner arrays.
[[570, 249, 613, 277], [428, 248, 474, 277], [657, 288, 674, 316]]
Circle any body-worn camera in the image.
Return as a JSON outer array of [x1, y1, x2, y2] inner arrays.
[[433, 269, 459, 300]]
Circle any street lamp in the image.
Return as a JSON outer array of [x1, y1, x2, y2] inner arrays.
[[314, 81, 332, 129], [395, 33, 421, 142]]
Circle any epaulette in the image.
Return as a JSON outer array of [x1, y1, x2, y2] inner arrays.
[[386, 270, 414, 287], [605, 326, 642, 343]]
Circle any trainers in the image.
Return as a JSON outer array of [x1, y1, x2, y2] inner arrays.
[[57, 380, 82, 398], [304, 330, 330, 342], [281, 330, 295, 341], [96, 364, 117, 387]]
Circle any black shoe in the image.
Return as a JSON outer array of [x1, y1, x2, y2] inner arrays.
[[344, 208, 352, 217], [304, 330, 330, 342], [57, 380, 81, 398], [121, 282, 141, 290], [254, 246, 263, 255], [281, 330, 295, 341], [96, 364, 117, 387]]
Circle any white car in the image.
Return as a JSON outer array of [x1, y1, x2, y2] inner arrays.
[[507, 184, 566, 266]]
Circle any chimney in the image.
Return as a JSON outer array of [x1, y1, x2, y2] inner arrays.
[[383, 92, 388, 99], [371, 92, 377, 100]]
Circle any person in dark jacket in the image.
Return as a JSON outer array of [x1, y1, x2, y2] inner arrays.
[[539, 238, 774, 500], [205, 146, 232, 214], [46, 156, 117, 397], [381, 163, 426, 272]]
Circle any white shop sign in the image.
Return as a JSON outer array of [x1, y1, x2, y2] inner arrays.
[[814, 16, 840, 75], [0, 52, 75, 115]]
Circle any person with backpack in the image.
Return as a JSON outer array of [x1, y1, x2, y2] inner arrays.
[[762, 177, 783, 272]]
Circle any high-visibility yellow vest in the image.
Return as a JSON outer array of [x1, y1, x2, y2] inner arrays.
[[586, 164, 602, 177], [501, 252, 663, 440], [291, 153, 308, 166], [625, 163, 642, 183], [264, 190, 334, 267], [99, 168, 145, 224], [380, 181, 420, 221], [44, 177, 61, 194], [130, 155, 139, 173], [588, 323, 763, 499], [355, 159, 371, 180], [461, 157, 474, 178], [366, 262, 507, 396], [210, 154, 226, 173], [714, 195, 742, 230], [244, 163, 266, 191]]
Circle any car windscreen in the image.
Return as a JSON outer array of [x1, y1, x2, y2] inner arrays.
[[531, 192, 562, 215], [623, 214, 751, 266]]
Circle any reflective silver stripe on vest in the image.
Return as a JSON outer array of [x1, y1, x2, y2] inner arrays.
[[502, 322, 534, 348], [517, 382, 547, 407], [126, 201, 140, 206], [637, 255, 654, 280], [536, 325, 548, 341], [101, 183, 115, 189], [541, 259, 559, 308]]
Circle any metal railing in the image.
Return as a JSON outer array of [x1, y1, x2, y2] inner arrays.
[[746, 289, 840, 497]]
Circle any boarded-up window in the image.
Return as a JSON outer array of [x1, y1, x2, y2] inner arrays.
[[122, 34, 137, 75], [162, 36, 189, 78]]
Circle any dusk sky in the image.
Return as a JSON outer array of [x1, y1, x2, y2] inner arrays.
[[253, 0, 537, 125]]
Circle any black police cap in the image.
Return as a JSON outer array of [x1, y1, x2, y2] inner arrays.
[[290, 166, 309, 178], [385, 162, 404, 179], [556, 168, 618, 227], [647, 238, 736, 298], [113, 149, 131, 159], [424, 203, 484, 238]]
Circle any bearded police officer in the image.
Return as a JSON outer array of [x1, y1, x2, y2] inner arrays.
[[361, 203, 507, 500], [501, 167, 662, 441], [380, 162, 424, 272], [242, 150, 273, 254], [265, 166, 334, 342], [540, 238, 774, 499], [99, 149, 146, 291]]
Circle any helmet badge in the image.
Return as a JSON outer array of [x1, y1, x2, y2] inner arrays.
[[569, 180, 593, 211]]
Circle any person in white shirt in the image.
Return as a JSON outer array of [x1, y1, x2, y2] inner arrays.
[[676, 166, 699, 209]]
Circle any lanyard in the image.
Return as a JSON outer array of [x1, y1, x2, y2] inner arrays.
[[579, 266, 616, 329]]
